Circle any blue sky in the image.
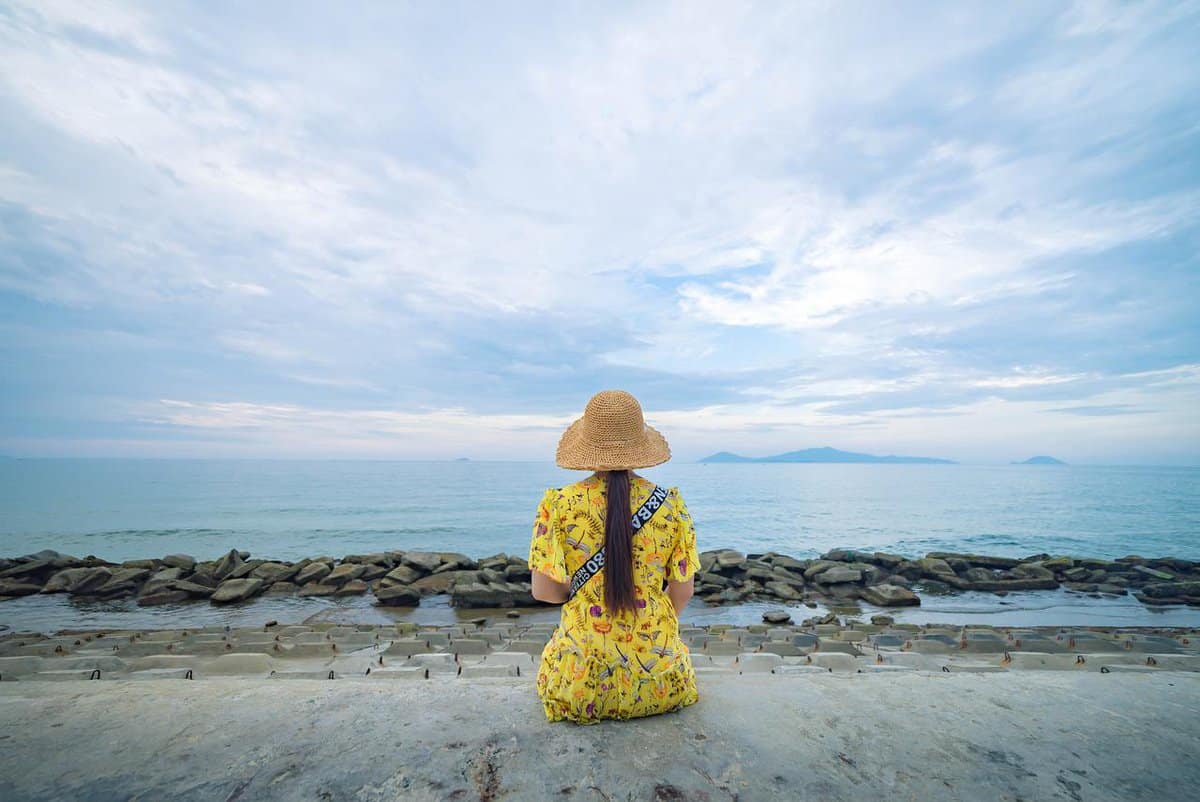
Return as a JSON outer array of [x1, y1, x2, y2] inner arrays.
[[1, 1, 1198, 464]]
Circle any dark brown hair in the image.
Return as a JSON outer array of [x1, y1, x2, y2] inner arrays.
[[603, 469, 637, 614]]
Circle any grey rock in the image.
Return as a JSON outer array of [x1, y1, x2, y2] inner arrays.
[[409, 570, 480, 595], [161, 554, 197, 571], [402, 551, 443, 573], [762, 609, 792, 624], [714, 550, 747, 569], [332, 579, 368, 596], [250, 562, 298, 583], [0, 580, 43, 596], [504, 563, 531, 581], [137, 589, 191, 606], [375, 585, 421, 607], [359, 564, 390, 582], [1134, 565, 1175, 582], [42, 567, 103, 594], [294, 562, 332, 586], [93, 568, 151, 598], [229, 559, 263, 579], [432, 553, 477, 573], [172, 580, 216, 597], [803, 560, 840, 580], [382, 565, 422, 586], [815, 567, 862, 585], [1010, 563, 1055, 581], [212, 549, 244, 581], [926, 552, 1019, 569], [764, 580, 802, 600], [297, 583, 340, 597], [860, 584, 921, 606], [451, 582, 520, 608], [324, 563, 366, 586], [210, 578, 265, 603]]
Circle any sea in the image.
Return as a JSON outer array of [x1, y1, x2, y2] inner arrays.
[[1, 459, 1198, 633]]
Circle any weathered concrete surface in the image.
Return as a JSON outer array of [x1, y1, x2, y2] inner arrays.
[[0, 673, 1198, 801]]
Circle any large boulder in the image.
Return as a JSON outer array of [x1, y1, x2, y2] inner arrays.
[[250, 562, 298, 583], [504, 563, 532, 582], [212, 549, 244, 581], [433, 553, 477, 573], [381, 565, 422, 586], [764, 580, 802, 600], [402, 551, 443, 573], [375, 585, 421, 607], [173, 580, 216, 598], [1010, 563, 1055, 581], [63, 566, 115, 595], [860, 584, 921, 606], [210, 578, 265, 603], [409, 569, 480, 595], [926, 552, 1019, 570], [294, 561, 332, 585], [803, 561, 840, 580], [161, 554, 197, 571], [0, 580, 43, 597], [359, 564, 390, 582], [1133, 565, 1176, 582], [762, 552, 807, 572], [323, 563, 366, 586], [333, 579, 368, 596], [137, 589, 191, 606], [0, 559, 58, 581], [1136, 581, 1200, 605], [450, 581, 534, 608], [43, 567, 104, 594], [92, 568, 151, 598], [713, 550, 747, 571], [815, 567, 862, 585], [297, 583, 340, 597], [915, 557, 955, 578]]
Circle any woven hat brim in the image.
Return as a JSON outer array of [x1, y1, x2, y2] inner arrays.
[[555, 417, 672, 471]]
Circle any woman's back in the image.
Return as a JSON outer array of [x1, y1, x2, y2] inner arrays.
[[529, 471, 700, 723]]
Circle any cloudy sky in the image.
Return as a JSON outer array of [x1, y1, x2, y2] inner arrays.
[[1, 1, 1197, 464]]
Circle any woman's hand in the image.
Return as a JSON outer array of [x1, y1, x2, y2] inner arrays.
[[666, 576, 694, 614], [531, 570, 570, 604]]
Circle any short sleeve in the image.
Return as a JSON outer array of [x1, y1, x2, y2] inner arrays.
[[528, 488, 568, 583], [666, 487, 700, 582]]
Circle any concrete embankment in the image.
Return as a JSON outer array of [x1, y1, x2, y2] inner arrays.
[[0, 671, 1197, 801], [0, 619, 1199, 799]]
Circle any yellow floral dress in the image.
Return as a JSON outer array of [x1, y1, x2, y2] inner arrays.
[[527, 473, 701, 724]]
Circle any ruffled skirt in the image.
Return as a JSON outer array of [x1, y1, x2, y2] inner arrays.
[[534, 631, 700, 724]]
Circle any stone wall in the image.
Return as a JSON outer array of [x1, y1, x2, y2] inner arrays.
[[1, 547, 1198, 609]]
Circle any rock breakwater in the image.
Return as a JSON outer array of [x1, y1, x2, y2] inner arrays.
[[2, 547, 1199, 611]]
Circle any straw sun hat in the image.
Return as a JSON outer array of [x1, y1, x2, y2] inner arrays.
[[555, 390, 671, 471]]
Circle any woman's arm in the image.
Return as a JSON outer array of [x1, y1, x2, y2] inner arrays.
[[531, 569, 570, 604], [666, 575, 694, 614]]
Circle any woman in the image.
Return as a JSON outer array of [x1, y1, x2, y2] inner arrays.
[[527, 389, 701, 724]]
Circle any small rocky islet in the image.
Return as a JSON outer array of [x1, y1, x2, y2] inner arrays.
[[1, 546, 1199, 610]]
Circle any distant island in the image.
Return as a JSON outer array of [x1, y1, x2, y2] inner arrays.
[[1015, 455, 1067, 465], [699, 447, 956, 464]]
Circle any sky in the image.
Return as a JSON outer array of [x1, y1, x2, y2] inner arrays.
[[1, 0, 1198, 465]]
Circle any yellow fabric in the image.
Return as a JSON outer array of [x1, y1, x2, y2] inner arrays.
[[527, 473, 701, 724]]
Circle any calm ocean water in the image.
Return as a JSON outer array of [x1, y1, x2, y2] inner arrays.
[[1, 459, 1197, 562]]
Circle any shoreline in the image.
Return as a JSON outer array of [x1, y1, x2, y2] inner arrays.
[[4, 546, 1198, 606]]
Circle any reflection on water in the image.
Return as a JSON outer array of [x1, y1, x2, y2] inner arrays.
[[3, 588, 1199, 635]]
